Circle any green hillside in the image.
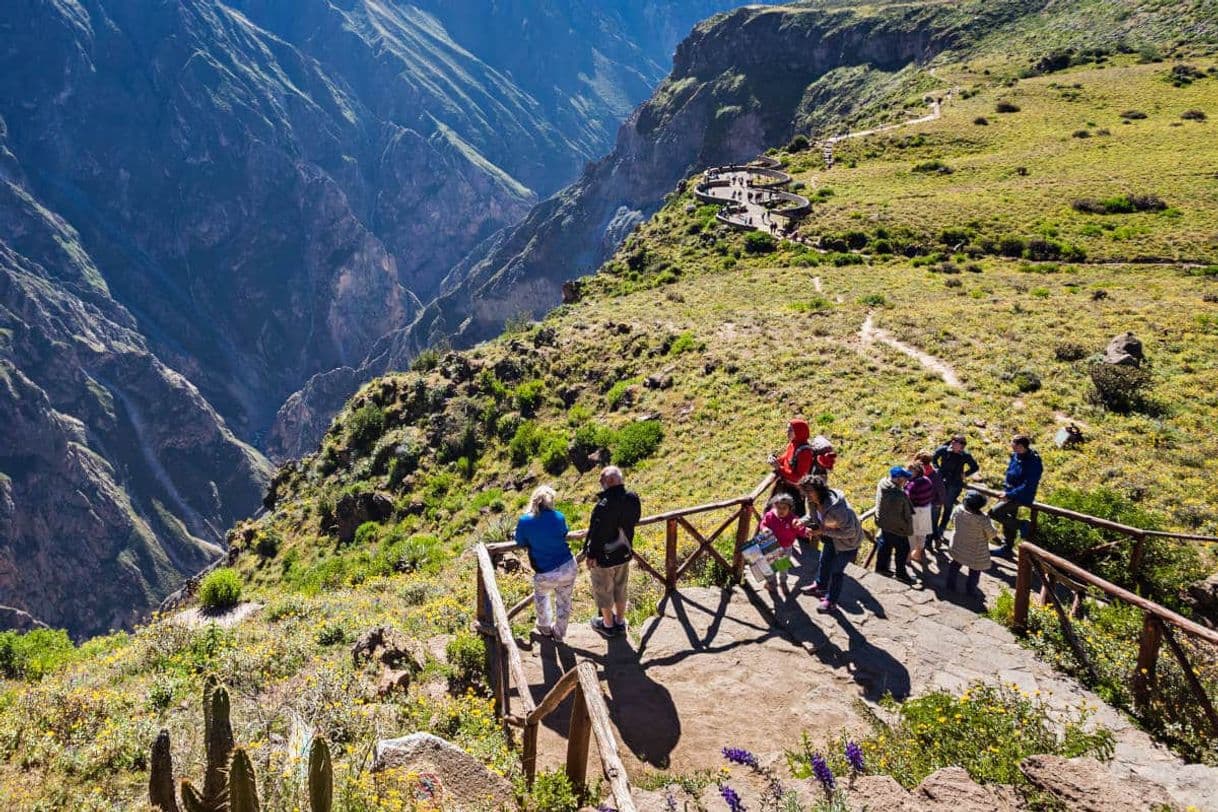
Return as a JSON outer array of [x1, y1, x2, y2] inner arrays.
[[3, 9, 1218, 811]]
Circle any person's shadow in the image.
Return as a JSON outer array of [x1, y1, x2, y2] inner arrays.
[[535, 633, 681, 769]]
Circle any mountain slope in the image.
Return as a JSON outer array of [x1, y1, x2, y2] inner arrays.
[[0, 0, 742, 635]]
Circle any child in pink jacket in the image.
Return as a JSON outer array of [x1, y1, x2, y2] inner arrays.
[[760, 492, 810, 551]]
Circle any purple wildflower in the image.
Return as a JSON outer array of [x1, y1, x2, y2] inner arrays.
[[721, 746, 759, 769], [664, 790, 678, 812], [720, 783, 746, 812], [811, 753, 836, 792], [596, 806, 617, 812], [845, 741, 865, 774]]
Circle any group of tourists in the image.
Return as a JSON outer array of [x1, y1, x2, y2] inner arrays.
[[512, 419, 1044, 643]]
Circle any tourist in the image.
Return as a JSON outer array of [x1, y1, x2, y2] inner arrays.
[[946, 491, 998, 597], [990, 434, 1043, 558], [913, 450, 946, 551], [768, 417, 816, 514], [905, 460, 936, 565], [932, 434, 980, 542], [759, 492, 809, 590], [874, 466, 915, 583], [798, 475, 864, 613], [514, 485, 578, 643], [585, 466, 642, 638]]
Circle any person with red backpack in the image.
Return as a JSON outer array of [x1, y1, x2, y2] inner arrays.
[[767, 418, 836, 515]]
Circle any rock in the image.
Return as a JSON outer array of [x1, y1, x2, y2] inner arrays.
[[1054, 423, 1085, 449], [335, 491, 395, 543], [916, 766, 1020, 811], [376, 668, 413, 697], [644, 374, 673, 390], [1103, 332, 1144, 367], [372, 733, 515, 811], [351, 625, 425, 676], [630, 788, 675, 812], [1182, 573, 1218, 627], [841, 775, 924, 811], [1020, 755, 1180, 811], [561, 279, 583, 304]]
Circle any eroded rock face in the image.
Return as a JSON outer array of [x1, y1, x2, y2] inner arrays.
[[372, 733, 515, 811], [1019, 755, 1181, 811]]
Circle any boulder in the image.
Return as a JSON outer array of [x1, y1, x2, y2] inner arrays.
[[335, 491, 394, 543], [1103, 332, 1144, 367], [1054, 423, 1085, 449], [916, 766, 1021, 811], [372, 733, 515, 811], [352, 625, 425, 696], [561, 280, 583, 304], [1019, 755, 1180, 811], [843, 775, 925, 811], [644, 373, 673, 390], [1182, 573, 1218, 627]]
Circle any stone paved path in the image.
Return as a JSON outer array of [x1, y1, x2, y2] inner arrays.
[[515, 550, 1218, 809]]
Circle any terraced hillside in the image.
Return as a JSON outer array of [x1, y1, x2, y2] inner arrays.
[[3, 10, 1218, 812]]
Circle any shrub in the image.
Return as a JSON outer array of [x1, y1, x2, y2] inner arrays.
[[605, 379, 636, 410], [1054, 342, 1088, 361], [995, 100, 1021, 113], [789, 296, 833, 314], [1089, 362, 1152, 413], [797, 683, 1114, 792], [253, 529, 280, 557], [316, 622, 346, 646], [1072, 195, 1166, 214], [668, 331, 702, 355], [612, 420, 664, 467], [997, 235, 1026, 257], [198, 568, 242, 613], [743, 231, 777, 254], [446, 632, 487, 685], [514, 379, 546, 416], [347, 404, 385, 451], [786, 133, 811, 152], [973, 116, 990, 125], [0, 629, 76, 681], [1180, 109, 1207, 121], [1002, 367, 1041, 392], [858, 293, 887, 307], [912, 159, 952, 174], [1120, 109, 1148, 120], [528, 769, 581, 812], [1072, 129, 1091, 138], [410, 348, 441, 372], [539, 432, 570, 475]]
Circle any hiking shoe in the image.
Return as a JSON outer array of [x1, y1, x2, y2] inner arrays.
[[816, 599, 836, 614], [895, 572, 916, 585], [590, 617, 614, 638]]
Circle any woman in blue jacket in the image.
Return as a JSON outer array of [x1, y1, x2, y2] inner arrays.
[[515, 485, 578, 642]]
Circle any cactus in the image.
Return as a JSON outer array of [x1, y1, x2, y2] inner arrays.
[[149, 728, 179, 812], [308, 737, 333, 812], [203, 684, 234, 805], [179, 779, 207, 812], [228, 747, 260, 812]]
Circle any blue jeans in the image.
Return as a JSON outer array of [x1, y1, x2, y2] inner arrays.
[[816, 542, 858, 605], [936, 482, 964, 535]]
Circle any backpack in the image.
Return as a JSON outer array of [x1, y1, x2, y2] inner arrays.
[[796, 436, 837, 474]]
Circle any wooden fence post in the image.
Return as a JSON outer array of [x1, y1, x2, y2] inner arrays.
[[1132, 612, 1162, 712], [523, 721, 540, 787], [732, 504, 751, 584], [665, 519, 678, 592], [566, 681, 592, 794], [1013, 545, 1033, 636]]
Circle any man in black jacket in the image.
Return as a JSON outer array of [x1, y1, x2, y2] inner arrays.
[[584, 466, 642, 637], [932, 435, 980, 540]]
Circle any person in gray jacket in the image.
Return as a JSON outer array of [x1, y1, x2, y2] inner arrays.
[[798, 475, 863, 613], [874, 466, 916, 584]]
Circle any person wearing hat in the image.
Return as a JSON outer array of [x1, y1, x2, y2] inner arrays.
[[874, 465, 916, 583], [946, 490, 999, 597]]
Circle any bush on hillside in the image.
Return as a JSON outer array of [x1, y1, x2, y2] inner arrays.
[[973, 116, 990, 125], [611, 420, 664, 467], [528, 769, 581, 812], [514, 379, 546, 416], [743, 231, 777, 254], [1072, 194, 1167, 214], [995, 100, 1021, 113], [1054, 342, 1089, 361], [1089, 361, 1153, 413], [912, 159, 953, 174], [1180, 108, 1207, 121], [347, 404, 385, 452], [0, 629, 76, 681], [786, 133, 811, 153], [198, 568, 242, 613]]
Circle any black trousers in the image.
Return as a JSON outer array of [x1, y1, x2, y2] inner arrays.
[[875, 530, 910, 576], [989, 499, 1022, 545]]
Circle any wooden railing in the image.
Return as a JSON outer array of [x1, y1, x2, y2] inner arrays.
[[1013, 542, 1218, 738]]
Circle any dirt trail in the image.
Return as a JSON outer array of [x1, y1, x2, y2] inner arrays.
[[859, 312, 962, 388]]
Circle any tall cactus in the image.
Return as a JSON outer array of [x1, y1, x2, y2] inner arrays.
[[203, 684, 234, 805], [308, 737, 333, 812], [228, 747, 260, 812], [179, 779, 207, 812], [149, 728, 179, 812]]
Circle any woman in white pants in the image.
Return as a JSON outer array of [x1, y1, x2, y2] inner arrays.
[[514, 485, 578, 642]]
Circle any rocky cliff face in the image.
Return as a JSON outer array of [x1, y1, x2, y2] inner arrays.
[[270, 1, 1037, 458], [0, 0, 738, 635]]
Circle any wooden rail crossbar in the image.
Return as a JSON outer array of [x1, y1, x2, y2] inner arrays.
[[1013, 542, 1218, 737]]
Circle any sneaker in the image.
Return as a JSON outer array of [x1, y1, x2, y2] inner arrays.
[[590, 617, 614, 638], [894, 572, 916, 585], [816, 599, 835, 614], [801, 584, 826, 597]]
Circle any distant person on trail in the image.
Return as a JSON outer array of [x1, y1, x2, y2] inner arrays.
[[990, 434, 1043, 558], [874, 466, 916, 584], [904, 460, 935, 565], [914, 450, 947, 552], [932, 435, 980, 542], [585, 466, 642, 638], [798, 475, 863, 614], [768, 418, 836, 515], [515, 485, 577, 643], [946, 490, 998, 598]]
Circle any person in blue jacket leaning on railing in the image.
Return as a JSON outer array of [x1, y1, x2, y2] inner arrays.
[[989, 434, 1043, 558]]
